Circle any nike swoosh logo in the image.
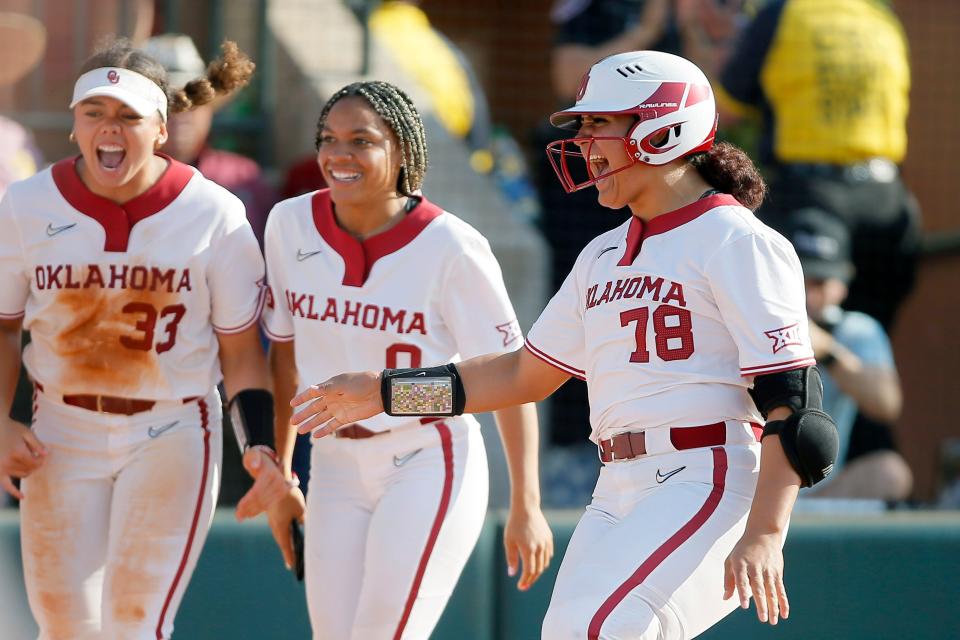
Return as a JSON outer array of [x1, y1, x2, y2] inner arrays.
[[655, 465, 686, 484], [393, 448, 423, 467], [415, 371, 427, 376], [597, 246, 619, 259], [46, 222, 77, 237], [148, 421, 179, 438], [297, 249, 322, 261]]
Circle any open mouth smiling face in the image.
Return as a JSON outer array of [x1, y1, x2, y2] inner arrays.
[[96, 142, 127, 172]]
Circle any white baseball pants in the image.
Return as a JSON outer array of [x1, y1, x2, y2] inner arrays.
[[304, 417, 488, 640], [20, 387, 222, 640]]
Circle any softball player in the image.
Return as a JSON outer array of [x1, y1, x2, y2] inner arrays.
[[263, 81, 552, 640], [0, 39, 287, 639], [290, 52, 839, 639]]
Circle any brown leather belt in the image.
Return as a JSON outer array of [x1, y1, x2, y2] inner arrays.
[[63, 395, 157, 415], [34, 382, 198, 416], [335, 425, 385, 439], [598, 421, 731, 463], [335, 417, 444, 440]]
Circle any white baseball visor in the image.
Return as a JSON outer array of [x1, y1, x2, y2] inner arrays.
[[70, 67, 168, 122]]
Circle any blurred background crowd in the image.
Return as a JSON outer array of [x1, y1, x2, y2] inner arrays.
[[1, 0, 958, 514]]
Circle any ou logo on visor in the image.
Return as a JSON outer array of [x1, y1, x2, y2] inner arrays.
[[107, 70, 120, 84]]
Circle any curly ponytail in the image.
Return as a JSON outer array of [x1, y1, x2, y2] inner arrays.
[[168, 41, 255, 114], [688, 142, 767, 211]]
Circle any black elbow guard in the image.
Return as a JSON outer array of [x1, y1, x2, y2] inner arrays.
[[762, 409, 839, 487], [227, 388, 275, 454], [750, 366, 824, 419]]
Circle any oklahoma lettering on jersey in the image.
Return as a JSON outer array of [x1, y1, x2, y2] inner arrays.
[[34, 263, 192, 292], [585, 275, 686, 310], [280, 292, 426, 335], [526, 194, 815, 443], [0, 155, 265, 399], [262, 189, 522, 433]]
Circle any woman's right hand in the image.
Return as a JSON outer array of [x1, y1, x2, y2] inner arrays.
[[290, 371, 384, 438], [267, 487, 307, 571], [0, 418, 48, 499]]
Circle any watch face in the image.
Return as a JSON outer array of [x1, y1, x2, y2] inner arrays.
[[390, 377, 454, 415]]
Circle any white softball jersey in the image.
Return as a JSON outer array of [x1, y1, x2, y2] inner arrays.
[[262, 189, 524, 430], [3, 154, 261, 640], [0, 155, 265, 400], [263, 190, 522, 638], [526, 193, 815, 443], [531, 193, 815, 640]]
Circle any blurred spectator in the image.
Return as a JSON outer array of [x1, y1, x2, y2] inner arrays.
[[715, 0, 921, 330], [550, 0, 677, 101], [675, 0, 756, 79], [142, 34, 277, 247], [0, 12, 46, 200], [783, 209, 912, 501], [0, 119, 43, 202], [1, 11, 47, 511]]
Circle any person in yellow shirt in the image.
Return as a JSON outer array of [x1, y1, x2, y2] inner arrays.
[[369, 0, 491, 161], [714, 0, 920, 332]]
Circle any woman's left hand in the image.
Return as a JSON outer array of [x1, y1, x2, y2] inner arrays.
[[724, 530, 789, 625], [503, 504, 554, 591], [290, 371, 384, 438], [235, 446, 290, 521]]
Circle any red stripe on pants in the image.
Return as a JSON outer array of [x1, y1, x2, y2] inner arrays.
[[155, 399, 211, 639], [393, 421, 454, 640], [587, 447, 729, 639]]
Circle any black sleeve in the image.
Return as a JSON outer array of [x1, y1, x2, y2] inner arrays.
[[719, 0, 787, 107]]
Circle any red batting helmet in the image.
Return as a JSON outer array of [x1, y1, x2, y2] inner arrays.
[[546, 51, 718, 193]]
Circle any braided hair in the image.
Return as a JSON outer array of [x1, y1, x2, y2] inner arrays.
[[315, 81, 428, 196], [80, 37, 255, 117]]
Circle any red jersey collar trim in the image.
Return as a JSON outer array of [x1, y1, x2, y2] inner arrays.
[[618, 193, 740, 266], [51, 153, 195, 252], [310, 189, 444, 287]]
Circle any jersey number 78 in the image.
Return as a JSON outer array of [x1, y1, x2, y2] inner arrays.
[[620, 304, 695, 362]]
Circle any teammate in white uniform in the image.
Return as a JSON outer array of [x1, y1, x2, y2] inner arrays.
[[0, 39, 287, 639], [288, 52, 840, 639], [263, 81, 553, 639]]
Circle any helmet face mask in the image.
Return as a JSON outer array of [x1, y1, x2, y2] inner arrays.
[[546, 134, 641, 194], [547, 51, 718, 194]]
